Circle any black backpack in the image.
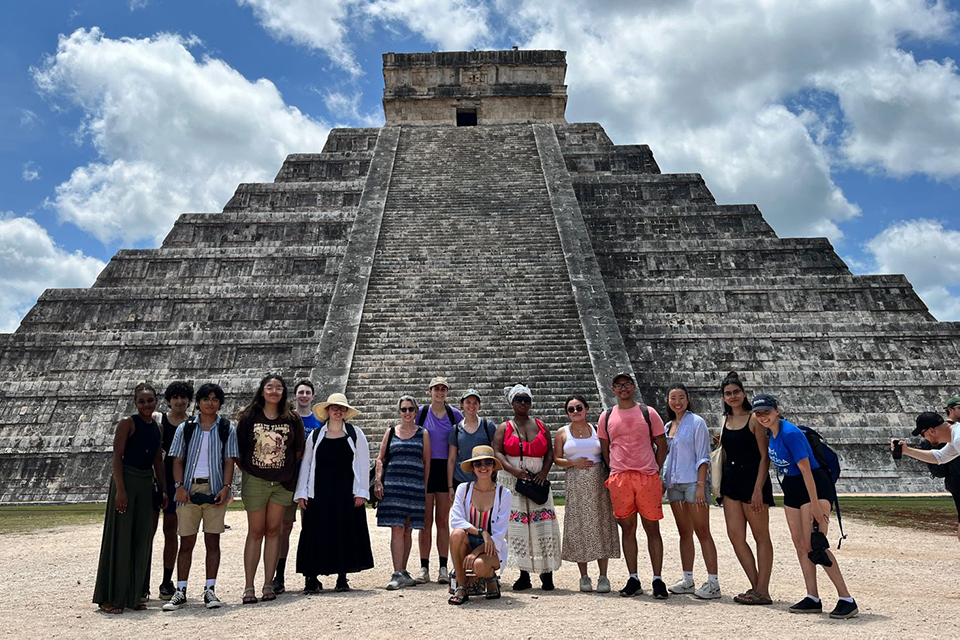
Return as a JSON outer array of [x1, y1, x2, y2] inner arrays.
[[417, 404, 457, 428], [182, 416, 232, 465], [788, 425, 847, 548], [599, 404, 654, 442]]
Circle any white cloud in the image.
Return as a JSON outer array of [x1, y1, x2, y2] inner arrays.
[[237, 0, 363, 74], [0, 215, 105, 332], [865, 218, 960, 321], [129, 0, 150, 9], [32, 27, 329, 244], [322, 89, 384, 127], [366, 0, 492, 50], [20, 109, 40, 128], [21, 162, 40, 182]]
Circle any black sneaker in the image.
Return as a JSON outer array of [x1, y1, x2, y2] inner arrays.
[[789, 596, 823, 613], [303, 577, 322, 594], [335, 576, 350, 592], [539, 572, 555, 591], [272, 577, 286, 595], [513, 572, 532, 591], [619, 577, 643, 597], [158, 581, 176, 601], [162, 588, 187, 611], [652, 578, 669, 599], [829, 599, 859, 619]]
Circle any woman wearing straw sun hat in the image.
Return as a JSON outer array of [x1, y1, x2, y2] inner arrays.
[[448, 445, 512, 604], [294, 392, 374, 593]]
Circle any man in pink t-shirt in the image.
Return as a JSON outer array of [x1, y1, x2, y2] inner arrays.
[[598, 372, 668, 599]]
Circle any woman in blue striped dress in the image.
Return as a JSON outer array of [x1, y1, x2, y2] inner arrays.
[[374, 395, 431, 590]]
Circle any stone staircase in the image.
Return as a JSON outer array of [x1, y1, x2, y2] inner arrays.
[[556, 123, 960, 491], [344, 125, 600, 473]]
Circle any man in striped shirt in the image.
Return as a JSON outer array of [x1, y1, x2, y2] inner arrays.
[[163, 383, 239, 611]]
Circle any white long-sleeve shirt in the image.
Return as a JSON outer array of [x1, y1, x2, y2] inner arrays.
[[449, 481, 512, 565], [931, 423, 960, 465], [295, 423, 370, 501]]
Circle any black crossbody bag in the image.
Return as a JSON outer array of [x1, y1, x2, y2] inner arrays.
[[513, 420, 551, 505]]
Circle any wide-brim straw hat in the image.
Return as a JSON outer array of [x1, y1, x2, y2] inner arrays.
[[313, 392, 360, 422], [459, 445, 503, 474]]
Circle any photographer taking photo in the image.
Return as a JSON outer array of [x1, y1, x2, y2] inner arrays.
[[891, 408, 960, 546]]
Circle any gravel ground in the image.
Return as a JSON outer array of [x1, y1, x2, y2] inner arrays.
[[3, 505, 958, 639]]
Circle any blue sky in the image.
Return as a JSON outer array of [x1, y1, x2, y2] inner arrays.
[[1, 0, 959, 331]]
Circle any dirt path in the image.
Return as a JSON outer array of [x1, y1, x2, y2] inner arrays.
[[3, 506, 958, 639]]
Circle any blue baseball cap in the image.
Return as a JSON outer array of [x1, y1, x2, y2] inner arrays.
[[750, 394, 778, 412]]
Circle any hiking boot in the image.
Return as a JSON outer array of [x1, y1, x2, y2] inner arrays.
[[829, 599, 859, 619], [271, 577, 285, 595], [539, 572, 555, 591], [668, 578, 696, 594], [597, 576, 611, 594], [162, 588, 186, 611], [438, 566, 450, 584], [158, 581, 176, 601], [203, 587, 222, 609], [303, 577, 322, 594], [512, 571, 532, 591], [414, 566, 430, 584], [579, 576, 593, 592], [789, 596, 823, 613], [652, 578, 669, 599], [619, 577, 643, 597], [694, 581, 721, 600], [399, 571, 417, 587]]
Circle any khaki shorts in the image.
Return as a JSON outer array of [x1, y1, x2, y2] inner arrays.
[[606, 470, 664, 521], [177, 482, 227, 536], [241, 473, 294, 511]]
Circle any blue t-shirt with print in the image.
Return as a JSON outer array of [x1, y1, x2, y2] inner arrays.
[[302, 413, 322, 437], [767, 419, 819, 477]]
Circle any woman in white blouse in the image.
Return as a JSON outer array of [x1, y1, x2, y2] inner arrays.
[[447, 445, 511, 604], [662, 383, 720, 600]]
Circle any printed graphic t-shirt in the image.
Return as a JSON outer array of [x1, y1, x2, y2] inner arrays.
[[597, 404, 666, 476], [237, 407, 306, 490], [767, 419, 819, 477], [301, 413, 322, 437]]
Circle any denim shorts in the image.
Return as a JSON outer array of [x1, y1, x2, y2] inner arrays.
[[666, 481, 708, 504]]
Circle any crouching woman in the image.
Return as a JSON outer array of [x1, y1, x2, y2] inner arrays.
[[447, 446, 511, 604]]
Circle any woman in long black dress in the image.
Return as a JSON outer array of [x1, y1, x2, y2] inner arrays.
[[93, 381, 167, 614], [294, 393, 374, 591]]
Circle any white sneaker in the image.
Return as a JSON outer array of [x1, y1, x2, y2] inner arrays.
[[597, 576, 611, 593], [438, 566, 450, 584], [399, 571, 417, 587], [414, 566, 430, 584], [386, 572, 402, 590], [203, 587, 222, 609], [668, 578, 696, 594], [694, 581, 721, 599], [579, 576, 593, 592]]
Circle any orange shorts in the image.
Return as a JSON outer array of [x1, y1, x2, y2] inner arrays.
[[605, 470, 664, 521]]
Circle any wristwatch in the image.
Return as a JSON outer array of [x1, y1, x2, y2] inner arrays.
[[478, 527, 485, 535], [174, 482, 183, 489]]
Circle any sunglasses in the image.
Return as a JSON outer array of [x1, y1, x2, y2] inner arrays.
[[399, 406, 416, 413], [471, 459, 495, 468], [328, 405, 346, 412], [566, 405, 585, 413], [513, 396, 532, 405]]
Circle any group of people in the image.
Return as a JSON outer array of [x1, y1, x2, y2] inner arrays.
[[92, 370, 960, 620]]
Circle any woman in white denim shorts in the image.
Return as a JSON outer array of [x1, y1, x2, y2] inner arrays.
[[662, 383, 721, 600]]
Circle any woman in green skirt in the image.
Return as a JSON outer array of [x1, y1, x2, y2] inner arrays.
[[93, 382, 167, 614]]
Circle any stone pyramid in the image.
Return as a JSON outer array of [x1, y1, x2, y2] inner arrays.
[[1, 50, 957, 502]]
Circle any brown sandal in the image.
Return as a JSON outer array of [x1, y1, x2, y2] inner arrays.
[[98, 604, 124, 615], [242, 588, 258, 605], [736, 589, 773, 605]]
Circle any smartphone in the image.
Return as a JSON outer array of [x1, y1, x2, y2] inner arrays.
[[892, 440, 903, 460]]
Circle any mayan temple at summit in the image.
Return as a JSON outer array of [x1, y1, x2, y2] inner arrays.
[[1, 50, 958, 503]]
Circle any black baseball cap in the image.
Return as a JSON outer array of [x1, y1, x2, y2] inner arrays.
[[912, 411, 945, 437], [750, 393, 778, 412], [611, 372, 636, 386]]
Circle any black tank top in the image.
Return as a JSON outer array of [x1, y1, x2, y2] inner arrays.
[[124, 414, 162, 470], [720, 417, 761, 471]]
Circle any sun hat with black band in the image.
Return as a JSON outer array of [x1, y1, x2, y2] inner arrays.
[[750, 393, 779, 412], [313, 392, 360, 422], [912, 411, 945, 437], [459, 445, 504, 474], [946, 396, 960, 410]]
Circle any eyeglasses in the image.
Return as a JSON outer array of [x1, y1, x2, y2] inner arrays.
[[566, 405, 585, 414], [612, 382, 634, 390], [399, 407, 416, 413], [471, 459, 495, 468], [512, 396, 532, 404], [723, 390, 743, 397], [264, 386, 284, 393]]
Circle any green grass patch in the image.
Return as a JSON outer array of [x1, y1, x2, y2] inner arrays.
[[834, 496, 956, 533], [0, 504, 106, 536]]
